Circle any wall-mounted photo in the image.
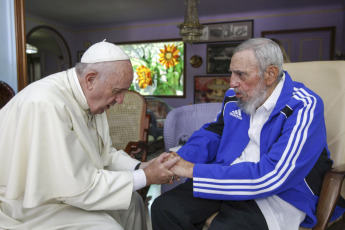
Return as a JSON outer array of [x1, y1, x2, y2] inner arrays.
[[118, 39, 185, 98], [200, 20, 253, 43], [194, 75, 230, 104], [207, 42, 240, 74]]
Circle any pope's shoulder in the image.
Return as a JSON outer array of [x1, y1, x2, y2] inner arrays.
[[15, 70, 72, 107]]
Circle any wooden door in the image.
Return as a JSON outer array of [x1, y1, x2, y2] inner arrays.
[[262, 27, 335, 62]]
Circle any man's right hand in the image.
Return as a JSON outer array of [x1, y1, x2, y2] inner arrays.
[[165, 152, 194, 179], [143, 152, 180, 186]]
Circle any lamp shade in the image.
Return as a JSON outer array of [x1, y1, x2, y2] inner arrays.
[[26, 43, 38, 54]]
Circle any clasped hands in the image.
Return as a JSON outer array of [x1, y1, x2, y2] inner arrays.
[[141, 151, 194, 186]]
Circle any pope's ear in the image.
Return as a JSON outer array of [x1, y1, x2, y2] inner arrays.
[[85, 72, 97, 90]]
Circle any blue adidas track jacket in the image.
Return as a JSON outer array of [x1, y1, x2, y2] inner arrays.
[[177, 72, 334, 227]]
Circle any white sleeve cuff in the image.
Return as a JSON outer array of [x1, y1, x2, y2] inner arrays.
[[132, 169, 147, 191]]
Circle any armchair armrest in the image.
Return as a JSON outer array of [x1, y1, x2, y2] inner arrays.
[[124, 141, 148, 162], [123, 113, 150, 162], [313, 164, 345, 230]]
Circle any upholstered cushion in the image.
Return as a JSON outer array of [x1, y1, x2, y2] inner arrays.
[[284, 61, 345, 198], [283, 61, 345, 167]]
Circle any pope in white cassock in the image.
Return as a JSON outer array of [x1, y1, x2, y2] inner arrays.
[[0, 41, 179, 230]]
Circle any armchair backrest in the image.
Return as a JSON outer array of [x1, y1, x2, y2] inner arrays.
[[106, 90, 148, 151], [0, 81, 15, 109], [163, 103, 223, 152], [283, 61, 345, 168]]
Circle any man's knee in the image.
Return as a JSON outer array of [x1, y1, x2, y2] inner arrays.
[[151, 193, 165, 214], [116, 192, 147, 230], [52, 206, 124, 230]]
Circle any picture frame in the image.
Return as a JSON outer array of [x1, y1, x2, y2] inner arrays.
[[207, 42, 240, 74], [117, 39, 185, 98], [77, 51, 84, 62], [194, 75, 230, 104], [200, 20, 253, 43]]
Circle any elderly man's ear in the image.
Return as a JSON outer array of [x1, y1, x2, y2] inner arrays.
[[265, 65, 279, 86]]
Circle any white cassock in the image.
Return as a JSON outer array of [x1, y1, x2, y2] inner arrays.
[[0, 68, 146, 230]]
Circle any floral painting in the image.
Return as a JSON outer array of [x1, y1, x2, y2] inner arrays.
[[118, 40, 185, 97]]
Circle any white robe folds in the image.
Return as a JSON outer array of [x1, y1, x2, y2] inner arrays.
[[0, 68, 144, 229]]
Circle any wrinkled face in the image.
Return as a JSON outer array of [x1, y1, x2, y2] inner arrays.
[[229, 50, 268, 114], [87, 61, 133, 114]]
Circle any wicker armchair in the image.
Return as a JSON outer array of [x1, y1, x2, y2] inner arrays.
[[163, 103, 223, 152], [106, 90, 150, 162], [162, 103, 223, 193], [106, 90, 150, 200]]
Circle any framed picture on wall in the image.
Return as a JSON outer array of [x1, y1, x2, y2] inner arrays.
[[200, 20, 253, 43], [194, 75, 230, 104], [207, 42, 240, 74], [117, 39, 185, 98]]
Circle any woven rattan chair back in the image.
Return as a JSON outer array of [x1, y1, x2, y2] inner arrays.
[[106, 90, 149, 162]]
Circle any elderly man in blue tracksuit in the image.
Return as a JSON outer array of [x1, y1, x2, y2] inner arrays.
[[151, 38, 344, 229]]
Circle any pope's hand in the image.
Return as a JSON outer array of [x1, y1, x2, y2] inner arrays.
[[143, 152, 180, 186]]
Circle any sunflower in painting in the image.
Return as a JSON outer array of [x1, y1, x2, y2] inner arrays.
[[158, 44, 180, 69], [136, 65, 153, 89]]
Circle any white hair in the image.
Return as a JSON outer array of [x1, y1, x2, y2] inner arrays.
[[233, 38, 284, 82]]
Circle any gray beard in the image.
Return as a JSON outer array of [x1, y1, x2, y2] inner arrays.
[[236, 84, 268, 115]]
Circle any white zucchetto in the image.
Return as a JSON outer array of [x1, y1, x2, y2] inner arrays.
[[81, 40, 129, 63]]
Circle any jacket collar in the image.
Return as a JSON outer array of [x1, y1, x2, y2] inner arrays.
[[269, 71, 295, 118]]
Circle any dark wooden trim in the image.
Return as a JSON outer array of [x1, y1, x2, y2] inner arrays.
[[14, 0, 27, 91]]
